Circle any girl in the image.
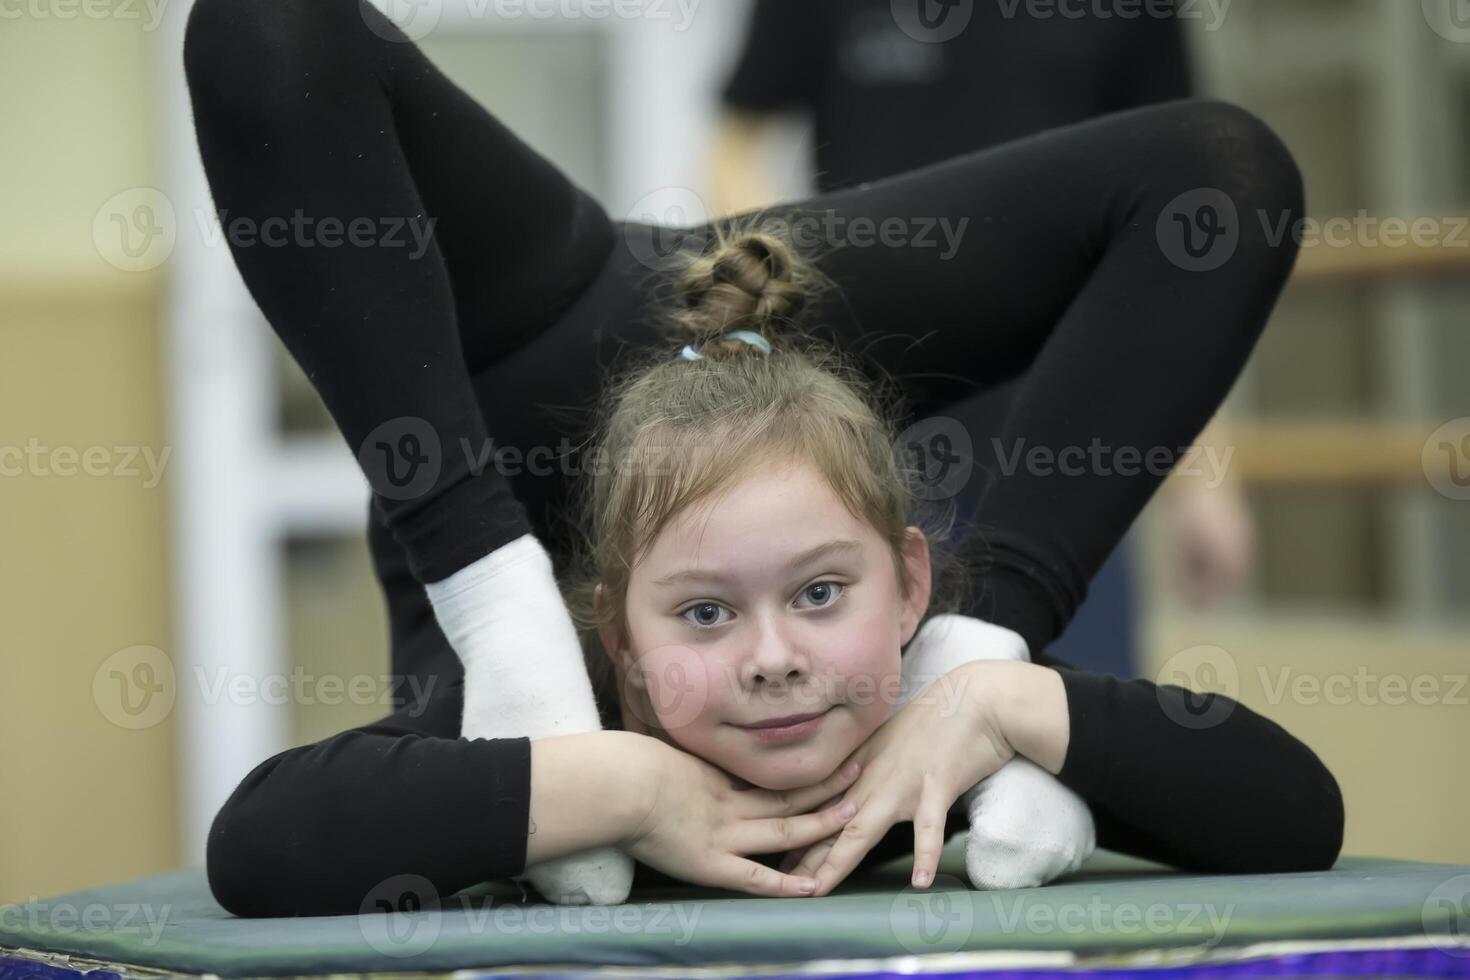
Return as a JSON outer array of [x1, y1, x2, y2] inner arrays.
[[183, 0, 1343, 917]]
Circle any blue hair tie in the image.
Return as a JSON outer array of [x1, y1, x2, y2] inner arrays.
[[679, 329, 773, 361]]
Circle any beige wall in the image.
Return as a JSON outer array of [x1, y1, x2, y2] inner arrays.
[[0, 17, 177, 904], [1143, 608, 1470, 866]]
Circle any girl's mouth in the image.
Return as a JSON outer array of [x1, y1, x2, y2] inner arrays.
[[733, 706, 834, 742]]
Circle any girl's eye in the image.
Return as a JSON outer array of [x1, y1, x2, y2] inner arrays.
[[798, 581, 846, 609], [678, 582, 847, 630], [681, 602, 729, 629]]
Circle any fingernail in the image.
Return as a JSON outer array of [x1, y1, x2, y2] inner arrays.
[[838, 801, 857, 818], [799, 878, 817, 893], [913, 870, 931, 887], [842, 761, 861, 778]]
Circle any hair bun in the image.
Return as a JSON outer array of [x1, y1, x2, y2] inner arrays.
[[674, 226, 809, 351]]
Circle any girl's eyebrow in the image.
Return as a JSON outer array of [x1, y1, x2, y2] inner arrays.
[[652, 538, 864, 589]]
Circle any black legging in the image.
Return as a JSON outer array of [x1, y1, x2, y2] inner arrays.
[[185, 0, 1342, 919]]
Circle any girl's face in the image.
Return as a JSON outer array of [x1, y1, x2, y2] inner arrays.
[[600, 457, 931, 791]]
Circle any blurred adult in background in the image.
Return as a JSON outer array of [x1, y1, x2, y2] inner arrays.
[[709, 0, 1254, 677]]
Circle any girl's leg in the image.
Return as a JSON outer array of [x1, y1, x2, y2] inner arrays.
[[182, 0, 613, 586], [750, 99, 1303, 655], [184, 0, 636, 903]]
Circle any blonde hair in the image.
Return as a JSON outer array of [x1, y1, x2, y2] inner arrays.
[[562, 214, 972, 716]]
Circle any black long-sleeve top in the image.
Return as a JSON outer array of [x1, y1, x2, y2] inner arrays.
[[204, 506, 1343, 918]]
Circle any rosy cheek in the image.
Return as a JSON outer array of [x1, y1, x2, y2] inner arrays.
[[829, 621, 903, 722], [631, 640, 718, 737]]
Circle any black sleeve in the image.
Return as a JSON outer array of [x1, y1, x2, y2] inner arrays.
[[1104, 1, 1195, 109], [720, 0, 826, 113], [205, 675, 532, 918], [1034, 649, 1345, 873]]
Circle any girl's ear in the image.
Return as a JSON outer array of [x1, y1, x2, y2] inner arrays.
[[897, 527, 933, 648], [594, 583, 627, 670]]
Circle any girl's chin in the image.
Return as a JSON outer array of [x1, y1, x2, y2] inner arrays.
[[722, 745, 845, 792]]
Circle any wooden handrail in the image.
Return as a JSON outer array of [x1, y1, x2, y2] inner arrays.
[[1230, 420, 1461, 488], [1289, 235, 1470, 286]]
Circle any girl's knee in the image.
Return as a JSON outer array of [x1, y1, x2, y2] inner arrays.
[[183, 0, 358, 105], [1143, 98, 1306, 272], [1162, 100, 1303, 210]]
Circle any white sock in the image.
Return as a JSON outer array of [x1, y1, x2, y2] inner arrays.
[[425, 532, 633, 905], [898, 613, 1095, 890]]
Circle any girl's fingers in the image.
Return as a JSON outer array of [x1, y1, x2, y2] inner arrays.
[[713, 855, 821, 898], [744, 758, 863, 819], [809, 801, 895, 897], [910, 779, 950, 889], [732, 798, 857, 856], [789, 834, 838, 879], [777, 846, 809, 874]]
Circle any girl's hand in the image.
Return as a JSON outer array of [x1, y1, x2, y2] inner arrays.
[[783, 660, 1016, 895], [619, 736, 865, 898]]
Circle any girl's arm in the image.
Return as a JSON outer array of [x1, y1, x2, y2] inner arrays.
[[979, 656, 1345, 874], [205, 683, 644, 918]]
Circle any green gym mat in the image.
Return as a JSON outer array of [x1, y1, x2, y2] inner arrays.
[[3, 841, 1469, 978]]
